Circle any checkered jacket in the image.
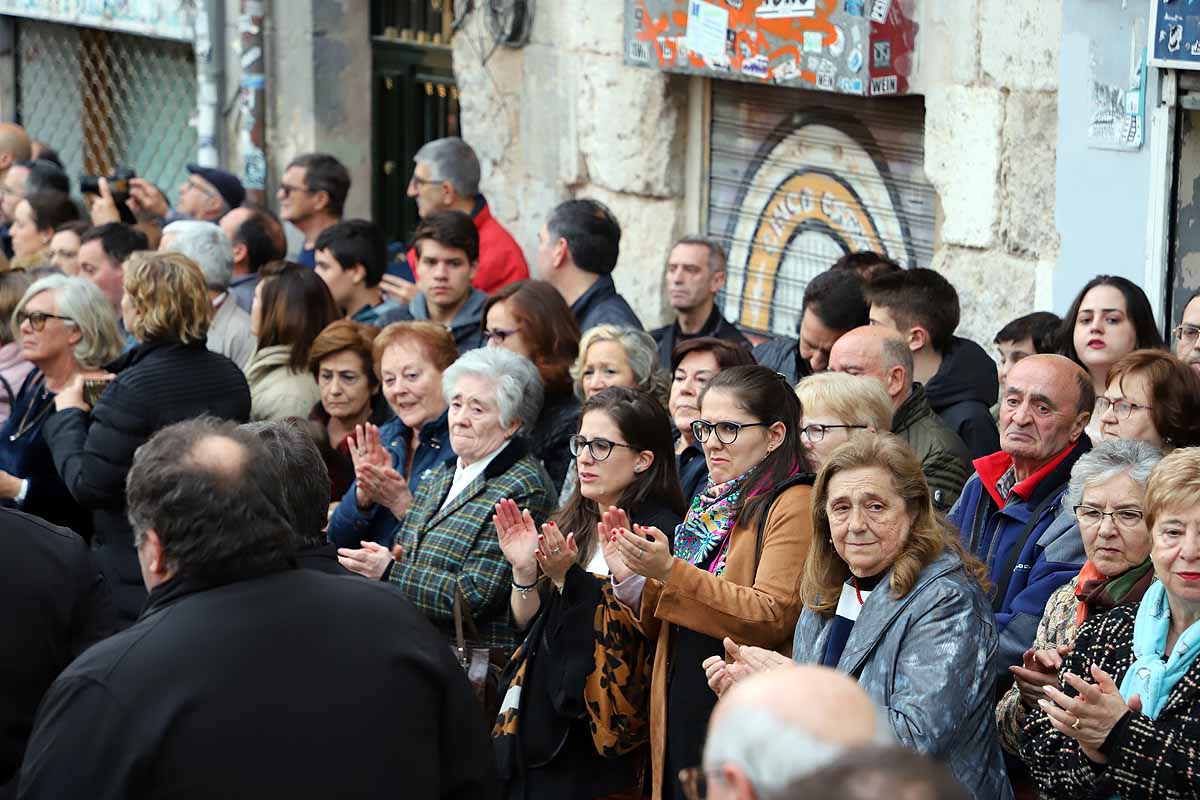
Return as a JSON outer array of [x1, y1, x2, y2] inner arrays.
[[1020, 602, 1200, 799], [387, 437, 554, 651]]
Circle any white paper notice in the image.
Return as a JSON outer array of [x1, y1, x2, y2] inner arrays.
[[756, 0, 817, 19], [685, 0, 729, 61]]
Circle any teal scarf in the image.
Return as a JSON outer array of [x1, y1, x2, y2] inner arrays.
[[1119, 580, 1200, 719]]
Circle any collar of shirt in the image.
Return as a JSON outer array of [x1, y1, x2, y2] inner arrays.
[[439, 441, 507, 511], [211, 292, 227, 311]]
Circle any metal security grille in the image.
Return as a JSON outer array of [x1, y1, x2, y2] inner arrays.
[[17, 20, 197, 197]]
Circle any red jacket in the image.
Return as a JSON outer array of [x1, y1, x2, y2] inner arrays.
[[408, 200, 529, 295]]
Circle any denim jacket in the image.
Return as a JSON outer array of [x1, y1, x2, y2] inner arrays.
[[326, 411, 455, 547]]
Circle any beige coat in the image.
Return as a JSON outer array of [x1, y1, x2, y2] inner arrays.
[[243, 344, 321, 422], [630, 483, 814, 798]]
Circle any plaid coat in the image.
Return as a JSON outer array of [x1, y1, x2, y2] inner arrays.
[[1020, 602, 1200, 799], [387, 437, 554, 651]]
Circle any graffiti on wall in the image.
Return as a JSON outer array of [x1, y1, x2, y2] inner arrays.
[[715, 100, 936, 335], [624, 0, 916, 97], [0, 0, 194, 41]]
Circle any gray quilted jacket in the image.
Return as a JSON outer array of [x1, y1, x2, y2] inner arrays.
[[791, 549, 1013, 800]]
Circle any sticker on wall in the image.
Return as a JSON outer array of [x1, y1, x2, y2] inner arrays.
[[742, 54, 770, 78], [685, 0, 730, 62], [869, 0, 892, 24], [838, 77, 865, 94], [844, 0, 865, 17], [873, 40, 891, 68], [756, 0, 817, 19], [774, 57, 801, 82], [829, 26, 846, 57], [803, 30, 823, 53], [848, 48, 863, 73], [817, 59, 836, 90], [870, 74, 898, 94]]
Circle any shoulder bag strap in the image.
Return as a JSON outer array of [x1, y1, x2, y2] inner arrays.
[[990, 491, 1062, 613], [753, 473, 816, 577]]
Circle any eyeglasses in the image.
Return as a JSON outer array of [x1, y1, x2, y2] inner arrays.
[[568, 435, 635, 461], [691, 419, 768, 444], [483, 327, 520, 344], [1095, 396, 1152, 419], [17, 311, 73, 331], [1073, 505, 1145, 529], [801, 423, 868, 443], [678, 766, 722, 800], [277, 183, 316, 198], [1174, 323, 1200, 345]]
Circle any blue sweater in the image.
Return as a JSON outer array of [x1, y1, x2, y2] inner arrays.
[[326, 412, 456, 547]]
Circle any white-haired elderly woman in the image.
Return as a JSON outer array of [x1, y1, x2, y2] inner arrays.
[[0, 275, 124, 534], [556, 324, 671, 504], [996, 439, 1162, 777], [161, 219, 254, 368], [339, 347, 556, 651]]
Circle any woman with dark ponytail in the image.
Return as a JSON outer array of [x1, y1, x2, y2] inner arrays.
[[606, 365, 816, 799]]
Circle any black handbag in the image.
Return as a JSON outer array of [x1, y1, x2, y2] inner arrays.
[[451, 584, 505, 722]]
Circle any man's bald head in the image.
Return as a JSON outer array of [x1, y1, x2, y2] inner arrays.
[[829, 326, 913, 407], [1000, 354, 1093, 469], [0, 124, 32, 171], [703, 666, 893, 799]]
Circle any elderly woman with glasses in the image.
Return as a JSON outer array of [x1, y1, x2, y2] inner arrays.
[[795, 371, 894, 469], [705, 435, 1011, 800], [337, 347, 555, 652], [1094, 349, 1200, 450], [0, 276, 124, 536], [994, 439, 1162, 795], [1020, 447, 1200, 799]]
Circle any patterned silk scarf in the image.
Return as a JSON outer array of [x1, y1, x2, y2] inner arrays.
[[671, 469, 750, 577]]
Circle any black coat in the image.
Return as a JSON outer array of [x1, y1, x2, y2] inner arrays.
[[0, 509, 114, 798], [651, 306, 750, 369], [17, 568, 500, 800], [527, 389, 580, 496], [571, 275, 642, 333], [924, 336, 1001, 460], [42, 339, 251, 625]]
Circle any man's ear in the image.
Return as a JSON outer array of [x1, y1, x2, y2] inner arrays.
[[554, 238, 569, 269], [142, 529, 165, 574], [231, 241, 248, 265], [710, 270, 727, 295], [351, 262, 368, 285], [908, 326, 930, 353], [313, 189, 331, 213], [886, 364, 907, 398]]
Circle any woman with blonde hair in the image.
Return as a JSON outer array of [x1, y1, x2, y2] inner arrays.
[[705, 434, 1011, 799], [43, 250, 252, 626], [795, 371, 892, 469]]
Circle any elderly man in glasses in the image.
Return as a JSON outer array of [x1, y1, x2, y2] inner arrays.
[[1174, 291, 1200, 378]]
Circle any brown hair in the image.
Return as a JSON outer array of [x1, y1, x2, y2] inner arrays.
[[122, 251, 211, 344], [802, 434, 987, 614], [670, 336, 757, 372], [372, 320, 458, 375], [256, 260, 341, 372], [1106, 349, 1200, 449], [482, 279, 580, 394], [0, 270, 32, 344], [1144, 447, 1200, 531], [308, 320, 380, 387]]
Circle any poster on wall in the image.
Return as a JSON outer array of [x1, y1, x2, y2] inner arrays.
[[1087, 44, 1146, 152], [1150, 0, 1200, 69]]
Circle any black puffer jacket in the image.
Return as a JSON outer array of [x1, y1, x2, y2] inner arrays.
[[924, 337, 1000, 460], [42, 339, 251, 625], [527, 388, 580, 496]]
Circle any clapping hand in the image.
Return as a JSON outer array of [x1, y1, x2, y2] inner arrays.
[[1011, 644, 1072, 709], [611, 523, 673, 582], [702, 637, 793, 697], [349, 423, 392, 509], [1039, 663, 1141, 763], [598, 506, 634, 583], [494, 498, 539, 574], [535, 521, 577, 585], [337, 540, 395, 579], [380, 274, 418, 305]]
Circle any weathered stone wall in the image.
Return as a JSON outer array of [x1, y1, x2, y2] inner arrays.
[[451, 1, 687, 328], [915, 0, 1062, 347]]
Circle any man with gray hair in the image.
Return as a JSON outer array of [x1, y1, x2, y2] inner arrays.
[[650, 235, 750, 368], [160, 219, 254, 367], [694, 665, 894, 800], [402, 136, 527, 295], [829, 325, 972, 511]]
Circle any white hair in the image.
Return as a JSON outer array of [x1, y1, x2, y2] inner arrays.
[[1063, 438, 1163, 511], [703, 704, 895, 799], [14, 275, 124, 370], [442, 347, 543, 433], [162, 219, 234, 291], [413, 137, 481, 198]]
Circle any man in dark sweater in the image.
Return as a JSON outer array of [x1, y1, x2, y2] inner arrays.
[[18, 418, 498, 800], [539, 198, 641, 333], [651, 235, 749, 368]]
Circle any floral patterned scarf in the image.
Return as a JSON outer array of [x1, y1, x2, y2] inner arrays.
[[671, 469, 750, 577]]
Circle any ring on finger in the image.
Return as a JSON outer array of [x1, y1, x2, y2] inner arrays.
[[1071, 717, 1081, 730]]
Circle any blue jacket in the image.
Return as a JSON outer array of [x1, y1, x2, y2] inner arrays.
[[326, 412, 456, 547], [570, 275, 642, 333], [948, 436, 1090, 680], [792, 549, 1012, 800]]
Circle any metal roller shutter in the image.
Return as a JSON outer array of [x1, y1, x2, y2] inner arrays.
[[710, 80, 937, 337]]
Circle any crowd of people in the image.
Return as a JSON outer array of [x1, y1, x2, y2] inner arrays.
[[2, 117, 1200, 800]]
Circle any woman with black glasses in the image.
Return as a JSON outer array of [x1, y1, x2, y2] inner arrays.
[[606, 365, 815, 799], [0, 275, 124, 536], [493, 386, 685, 799]]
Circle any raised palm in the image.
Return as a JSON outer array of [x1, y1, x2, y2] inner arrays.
[[494, 498, 539, 571]]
